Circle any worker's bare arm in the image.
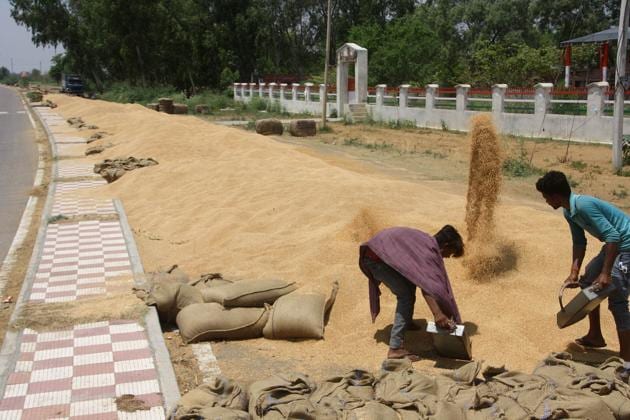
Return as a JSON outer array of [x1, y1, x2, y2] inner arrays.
[[422, 292, 456, 330], [565, 245, 586, 287]]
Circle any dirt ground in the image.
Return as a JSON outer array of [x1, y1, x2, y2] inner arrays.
[[43, 94, 630, 390]]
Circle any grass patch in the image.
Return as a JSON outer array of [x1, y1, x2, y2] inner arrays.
[[48, 214, 68, 224], [616, 168, 630, 177], [613, 188, 628, 199], [319, 124, 334, 133], [570, 160, 588, 172], [342, 137, 393, 151], [422, 149, 447, 159], [502, 156, 543, 178]]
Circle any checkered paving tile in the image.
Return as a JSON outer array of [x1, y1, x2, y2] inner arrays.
[[30, 221, 133, 303], [0, 321, 166, 419], [55, 144, 85, 157], [55, 180, 107, 194], [51, 198, 116, 217], [57, 163, 96, 179]]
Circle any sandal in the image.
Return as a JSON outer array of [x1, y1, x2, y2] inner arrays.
[[575, 336, 607, 348], [388, 349, 421, 362]]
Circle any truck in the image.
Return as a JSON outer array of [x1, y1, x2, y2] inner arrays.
[[61, 74, 84, 94]]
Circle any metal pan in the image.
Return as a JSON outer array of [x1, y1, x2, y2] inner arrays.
[[557, 283, 616, 329]]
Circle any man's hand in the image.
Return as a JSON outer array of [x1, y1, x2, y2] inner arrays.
[[435, 313, 456, 331], [593, 272, 612, 291], [563, 273, 580, 288]]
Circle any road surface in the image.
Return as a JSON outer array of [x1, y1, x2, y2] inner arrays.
[[0, 86, 38, 265]]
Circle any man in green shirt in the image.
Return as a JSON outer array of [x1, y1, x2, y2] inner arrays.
[[536, 171, 630, 381]]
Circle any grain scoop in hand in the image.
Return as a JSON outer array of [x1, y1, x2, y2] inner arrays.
[[556, 282, 616, 329]]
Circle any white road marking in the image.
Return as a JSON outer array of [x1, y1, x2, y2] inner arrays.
[[0, 111, 8, 115], [16, 110, 26, 114]]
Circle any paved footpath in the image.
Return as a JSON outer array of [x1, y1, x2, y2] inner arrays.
[[0, 105, 179, 419]]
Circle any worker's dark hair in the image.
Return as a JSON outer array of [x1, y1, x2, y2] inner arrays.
[[535, 171, 571, 197], [434, 225, 464, 257]]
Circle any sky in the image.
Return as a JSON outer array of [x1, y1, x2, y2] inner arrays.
[[0, 1, 63, 73]]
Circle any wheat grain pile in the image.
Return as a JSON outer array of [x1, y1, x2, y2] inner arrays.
[[45, 94, 618, 381]]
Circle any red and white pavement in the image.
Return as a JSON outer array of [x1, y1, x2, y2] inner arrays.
[[0, 108, 178, 419]]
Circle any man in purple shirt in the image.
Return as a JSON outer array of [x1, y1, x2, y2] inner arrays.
[[359, 225, 464, 361]]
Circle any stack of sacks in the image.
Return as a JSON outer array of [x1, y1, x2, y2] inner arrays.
[[173, 353, 630, 419], [177, 278, 298, 343], [138, 265, 339, 343]]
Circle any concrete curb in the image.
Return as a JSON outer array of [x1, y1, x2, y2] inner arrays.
[[115, 199, 181, 412]]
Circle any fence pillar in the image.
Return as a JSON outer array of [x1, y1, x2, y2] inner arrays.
[[587, 81, 609, 117], [376, 84, 387, 108], [492, 84, 507, 113], [304, 83, 314, 102], [425, 84, 439, 111], [292, 83, 299, 101], [268, 82, 277, 100], [240, 83, 246, 98], [233, 83, 239, 100], [456, 84, 471, 112], [280, 83, 287, 100], [249, 83, 256, 98], [399, 84, 410, 109], [319, 84, 326, 103], [258, 83, 266, 98], [534, 83, 553, 116]]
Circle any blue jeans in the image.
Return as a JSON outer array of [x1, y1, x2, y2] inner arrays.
[[362, 257, 416, 349], [580, 248, 630, 331]]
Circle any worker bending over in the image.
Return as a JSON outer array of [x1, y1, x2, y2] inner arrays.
[[359, 225, 464, 361]]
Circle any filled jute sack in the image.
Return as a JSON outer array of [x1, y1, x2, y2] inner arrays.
[[171, 376, 248, 419], [176, 303, 269, 343], [150, 282, 203, 325], [263, 281, 339, 340], [201, 278, 297, 307]]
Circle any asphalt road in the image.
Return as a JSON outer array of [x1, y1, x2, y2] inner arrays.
[[0, 86, 38, 265]]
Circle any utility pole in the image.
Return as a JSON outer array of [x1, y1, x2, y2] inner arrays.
[[321, 0, 332, 127], [613, 0, 630, 170], [10, 58, 13, 74]]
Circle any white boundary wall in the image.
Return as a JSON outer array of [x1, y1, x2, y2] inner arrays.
[[235, 82, 630, 144]]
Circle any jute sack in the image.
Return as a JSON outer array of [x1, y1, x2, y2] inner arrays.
[[150, 281, 181, 323], [177, 303, 269, 343], [172, 376, 248, 418], [201, 278, 297, 307], [192, 407, 250, 419], [149, 282, 203, 324], [263, 281, 338, 339]]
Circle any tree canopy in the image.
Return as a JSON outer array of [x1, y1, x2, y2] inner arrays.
[[9, 0, 620, 91]]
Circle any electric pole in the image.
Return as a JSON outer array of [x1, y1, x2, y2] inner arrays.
[[321, 0, 332, 127], [613, 0, 630, 170]]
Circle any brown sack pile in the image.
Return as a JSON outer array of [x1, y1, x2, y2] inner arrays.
[[263, 281, 338, 339], [175, 353, 630, 419], [93, 156, 158, 183]]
